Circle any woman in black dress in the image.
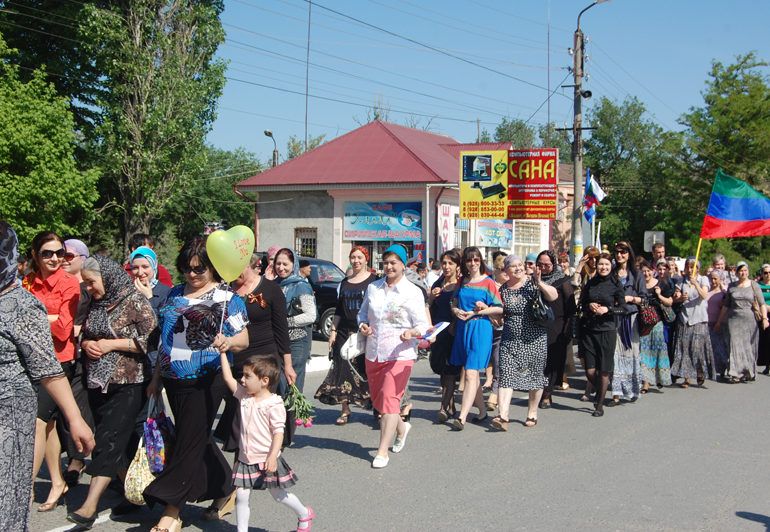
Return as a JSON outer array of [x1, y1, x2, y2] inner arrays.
[[315, 246, 376, 424]]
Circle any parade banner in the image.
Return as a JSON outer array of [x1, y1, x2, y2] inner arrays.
[[343, 201, 422, 241], [475, 219, 513, 249], [507, 148, 558, 220], [459, 150, 509, 219]]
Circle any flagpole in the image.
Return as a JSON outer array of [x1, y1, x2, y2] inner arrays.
[[694, 238, 703, 276]]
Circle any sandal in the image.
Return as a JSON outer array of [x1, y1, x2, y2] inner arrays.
[[451, 418, 465, 431], [436, 409, 449, 423], [297, 506, 316, 531], [680, 381, 689, 389], [486, 400, 498, 412], [490, 416, 509, 431], [335, 412, 351, 425], [524, 417, 538, 427], [38, 485, 68, 512]]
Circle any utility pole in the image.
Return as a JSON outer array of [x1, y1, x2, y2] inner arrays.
[[571, 0, 606, 266], [476, 118, 480, 143]]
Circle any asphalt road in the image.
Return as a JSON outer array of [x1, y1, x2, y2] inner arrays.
[[32, 342, 770, 531]]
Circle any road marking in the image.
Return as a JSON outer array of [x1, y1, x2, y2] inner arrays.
[[46, 513, 111, 532]]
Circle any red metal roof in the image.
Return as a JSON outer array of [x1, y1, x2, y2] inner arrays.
[[237, 121, 460, 189]]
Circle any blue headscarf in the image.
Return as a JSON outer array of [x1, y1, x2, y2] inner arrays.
[[129, 246, 159, 287], [0, 221, 20, 291]]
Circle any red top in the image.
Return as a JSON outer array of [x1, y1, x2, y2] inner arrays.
[[23, 268, 81, 363]]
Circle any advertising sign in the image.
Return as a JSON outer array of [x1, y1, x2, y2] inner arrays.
[[476, 219, 513, 249], [437, 204, 459, 253], [459, 150, 509, 219], [343, 201, 422, 241], [507, 148, 558, 219]]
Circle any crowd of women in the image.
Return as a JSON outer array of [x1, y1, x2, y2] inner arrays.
[[2, 217, 768, 529]]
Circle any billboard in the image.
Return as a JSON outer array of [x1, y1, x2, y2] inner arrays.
[[343, 201, 422, 241], [459, 148, 558, 220], [476, 219, 513, 249]]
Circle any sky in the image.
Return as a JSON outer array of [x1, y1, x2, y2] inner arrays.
[[207, 0, 770, 168]]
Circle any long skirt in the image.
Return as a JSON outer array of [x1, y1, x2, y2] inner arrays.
[[144, 372, 232, 508], [315, 326, 370, 408], [640, 321, 671, 386], [0, 392, 36, 531], [709, 328, 728, 376], [611, 315, 641, 399], [726, 309, 759, 379], [671, 321, 714, 380]]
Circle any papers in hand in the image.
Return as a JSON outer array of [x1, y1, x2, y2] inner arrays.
[[419, 322, 449, 341]]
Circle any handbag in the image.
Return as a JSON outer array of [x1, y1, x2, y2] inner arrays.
[[124, 437, 155, 505], [288, 296, 303, 317], [144, 395, 175, 474], [637, 299, 661, 337], [659, 303, 676, 324], [530, 290, 554, 327], [340, 331, 366, 361]]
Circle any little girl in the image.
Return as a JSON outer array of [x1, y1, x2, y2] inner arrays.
[[219, 350, 315, 531]]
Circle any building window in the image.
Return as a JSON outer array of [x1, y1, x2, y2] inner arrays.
[[294, 228, 317, 258], [513, 222, 542, 259]]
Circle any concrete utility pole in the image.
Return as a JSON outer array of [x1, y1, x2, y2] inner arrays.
[[571, 0, 606, 266]]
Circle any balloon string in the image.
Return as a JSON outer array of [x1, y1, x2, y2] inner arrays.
[[219, 282, 229, 336]]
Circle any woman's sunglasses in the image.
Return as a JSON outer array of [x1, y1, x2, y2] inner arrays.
[[180, 264, 208, 275], [63, 252, 83, 262], [40, 248, 65, 259], [465, 257, 481, 263]]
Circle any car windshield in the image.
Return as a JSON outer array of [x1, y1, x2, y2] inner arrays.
[[311, 263, 345, 283]]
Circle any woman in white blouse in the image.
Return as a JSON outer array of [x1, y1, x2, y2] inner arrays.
[[358, 245, 430, 469]]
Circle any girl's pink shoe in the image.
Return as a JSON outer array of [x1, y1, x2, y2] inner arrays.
[[297, 506, 316, 531]]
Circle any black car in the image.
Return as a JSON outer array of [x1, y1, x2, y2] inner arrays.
[[303, 257, 346, 340]]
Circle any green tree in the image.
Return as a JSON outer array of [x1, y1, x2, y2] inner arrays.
[[286, 134, 327, 160], [0, 36, 99, 246], [538, 123, 571, 162], [79, 0, 227, 249], [478, 128, 492, 143], [494, 117, 536, 147]]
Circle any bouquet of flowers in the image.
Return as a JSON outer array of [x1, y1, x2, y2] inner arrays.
[[284, 383, 315, 428]]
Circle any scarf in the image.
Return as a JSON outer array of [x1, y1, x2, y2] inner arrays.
[[538, 250, 565, 286], [129, 246, 159, 287], [85, 255, 136, 339], [0, 221, 19, 292]]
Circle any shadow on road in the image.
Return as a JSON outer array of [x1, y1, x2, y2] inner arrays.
[[736, 511, 770, 529], [292, 434, 375, 463]]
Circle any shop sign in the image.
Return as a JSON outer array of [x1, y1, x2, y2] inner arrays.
[[475, 219, 513, 249], [343, 201, 422, 241]]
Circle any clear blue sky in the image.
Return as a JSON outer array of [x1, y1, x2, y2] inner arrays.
[[207, 0, 770, 166]]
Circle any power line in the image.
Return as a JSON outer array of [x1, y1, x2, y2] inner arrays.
[[525, 71, 572, 125]]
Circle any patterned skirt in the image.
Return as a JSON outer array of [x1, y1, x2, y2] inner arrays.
[[315, 328, 370, 408], [611, 315, 641, 399], [671, 321, 714, 380], [640, 321, 671, 386], [233, 457, 298, 490]]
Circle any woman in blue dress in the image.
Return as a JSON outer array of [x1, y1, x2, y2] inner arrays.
[[449, 247, 502, 430]]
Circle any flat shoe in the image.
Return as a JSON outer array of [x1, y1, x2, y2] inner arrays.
[[63, 465, 85, 487], [485, 401, 497, 412], [470, 414, 488, 424], [592, 408, 604, 417], [451, 418, 465, 431], [67, 511, 97, 529], [372, 455, 389, 468], [391, 422, 411, 453], [490, 416, 509, 431], [436, 410, 449, 423], [539, 401, 552, 409], [297, 506, 316, 531]]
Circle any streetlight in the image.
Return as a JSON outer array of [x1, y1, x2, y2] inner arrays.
[[264, 130, 279, 167], [571, 0, 608, 267]]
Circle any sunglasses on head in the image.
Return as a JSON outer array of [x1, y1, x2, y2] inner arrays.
[[181, 264, 208, 275], [40, 248, 65, 259]]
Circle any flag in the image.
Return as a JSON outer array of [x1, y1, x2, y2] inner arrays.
[[700, 169, 770, 239], [583, 168, 606, 223]]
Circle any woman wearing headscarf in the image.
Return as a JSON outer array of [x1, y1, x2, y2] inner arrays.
[[316, 246, 376, 424], [0, 221, 93, 531], [537, 250, 576, 409], [609, 241, 646, 404], [428, 248, 462, 422], [65, 255, 158, 528], [449, 247, 502, 430], [716, 261, 768, 382], [130, 245, 172, 318], [494, 255, 557, 430], [143, 237, 249, 532], [274, 248, 316, 393], [579, 252, 626, 417], [23, 231, 81, 512], [358, 245, 430, 468], [572, 246, 599, 401], [671, 258, 714, 388]]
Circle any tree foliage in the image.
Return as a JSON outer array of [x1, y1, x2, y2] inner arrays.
[[0, 36, 99, 246], [286, 134, 327, 160], [80, 0, 227, 248], [493, 117, 536, 147]]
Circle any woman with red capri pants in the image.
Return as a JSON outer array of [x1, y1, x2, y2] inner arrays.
[[358, 245, 429, 469]]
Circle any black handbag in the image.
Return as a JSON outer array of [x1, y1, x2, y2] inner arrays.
[[530, 290, 555, 326], [287, 296, 303, 317]]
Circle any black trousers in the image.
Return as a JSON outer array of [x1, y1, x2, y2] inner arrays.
[[86, 382, 145, 478]]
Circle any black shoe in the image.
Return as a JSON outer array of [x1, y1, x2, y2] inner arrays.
[[63, 467, 84, 487], [763, 366, 770, 375], [539, 400, 552, 409], [67, 511, 96, 529], [592, 408, 604, 417], [111, 499, 141, 516]]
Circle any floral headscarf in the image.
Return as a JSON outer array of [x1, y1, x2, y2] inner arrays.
[[0, 221, 19, 291], [83, 255, 136, 339]]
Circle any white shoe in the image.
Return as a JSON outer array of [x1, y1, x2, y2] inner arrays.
[[372, 455, 389, 468], [391, 422, 411, 453]]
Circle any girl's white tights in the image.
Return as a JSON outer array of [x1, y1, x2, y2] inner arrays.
[[235, 487, 310, 532]]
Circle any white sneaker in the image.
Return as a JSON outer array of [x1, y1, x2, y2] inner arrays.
[[391, 422, 411, 453], [372, 455, 389, 468]]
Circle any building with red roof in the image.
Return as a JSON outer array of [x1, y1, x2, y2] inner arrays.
[[236, 120, 576, 267]]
